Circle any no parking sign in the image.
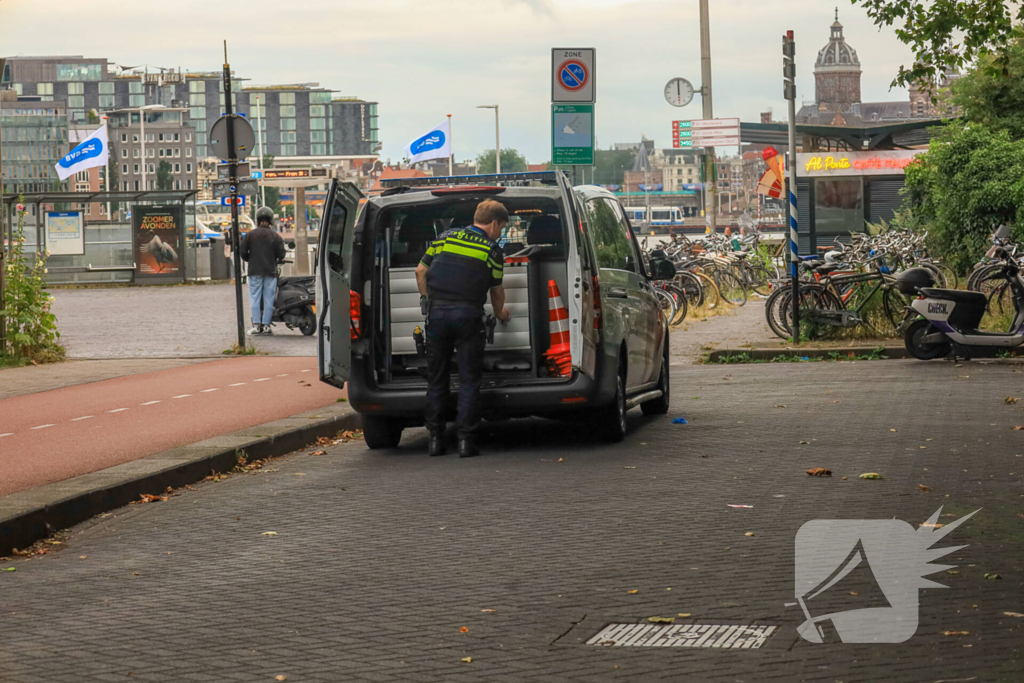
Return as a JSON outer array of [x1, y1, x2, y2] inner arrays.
[[552, 48, 596, 103]]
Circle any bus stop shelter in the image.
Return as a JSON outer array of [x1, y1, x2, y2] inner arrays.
[[2, 190, 198, 284]]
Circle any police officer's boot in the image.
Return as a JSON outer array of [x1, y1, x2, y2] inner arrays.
[[458, 437, 480, 458], [428, 432, 446, 457]]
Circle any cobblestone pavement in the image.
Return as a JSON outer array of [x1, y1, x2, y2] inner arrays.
[[669, 299, 777, 364], [50, 284, 315, 358], [2, 360, 1022, 682]]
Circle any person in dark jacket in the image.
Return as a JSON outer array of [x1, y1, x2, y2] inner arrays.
[[240, 206, 286, 336]]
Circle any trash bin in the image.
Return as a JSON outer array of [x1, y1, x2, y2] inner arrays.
[[209, 236, 231, 281]]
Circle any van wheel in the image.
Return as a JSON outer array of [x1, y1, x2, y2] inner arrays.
[[593, 364, 627, 443], [362, 416, 403, 449], [642, 346, 671, 416]]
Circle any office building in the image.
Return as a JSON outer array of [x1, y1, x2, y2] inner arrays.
[[106, 107, 197, 192], [0, 88, 68, 195]]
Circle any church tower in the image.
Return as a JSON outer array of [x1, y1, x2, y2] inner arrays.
[[814, 9, 862, 110]]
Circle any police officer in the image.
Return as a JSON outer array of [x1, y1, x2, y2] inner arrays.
[[414, 199, 511, 458]]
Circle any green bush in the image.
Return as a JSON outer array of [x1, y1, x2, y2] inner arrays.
[[1, 203, 64, 364]]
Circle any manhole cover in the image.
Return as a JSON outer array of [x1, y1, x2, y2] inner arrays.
[[587, 623, 777, 648]]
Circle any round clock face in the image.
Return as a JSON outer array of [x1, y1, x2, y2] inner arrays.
[[665, 78, 694, 107]]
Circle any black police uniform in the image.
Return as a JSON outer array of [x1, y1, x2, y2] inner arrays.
[[419, 226, 504, 441]]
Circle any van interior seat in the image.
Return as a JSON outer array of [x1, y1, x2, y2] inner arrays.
[[526, 215, 565, 259], [391, 219, 438, 267]]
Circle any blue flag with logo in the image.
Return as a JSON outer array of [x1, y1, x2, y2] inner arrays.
[[55, 124, 109, 181], [405, 120, 451, 164]]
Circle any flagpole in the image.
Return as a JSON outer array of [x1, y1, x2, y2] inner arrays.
[[102, 117, 111, 220], [446, 114, 453, 176]]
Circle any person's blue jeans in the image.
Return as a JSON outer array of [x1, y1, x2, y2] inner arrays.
[[248, 274, 277, 325]]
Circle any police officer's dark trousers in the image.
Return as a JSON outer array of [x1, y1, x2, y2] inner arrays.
[[424, 304, 485, 439]]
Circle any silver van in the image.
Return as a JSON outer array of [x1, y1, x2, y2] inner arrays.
[[316, 171, 675, 448]]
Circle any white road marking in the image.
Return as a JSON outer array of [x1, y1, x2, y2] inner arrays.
[[140, 400, 161, 406], [107, 408, 129, 413], [171, 394, 192, 399], [276, 373, 289, 377], [253, 378, 271, 382], [30, 424, 56, 430], [299, 369, 311, 373], [228, 382, 246, 387], [200, 388, 220, 393], [0, 433, 13, 438], [71, 415, 94, 421]]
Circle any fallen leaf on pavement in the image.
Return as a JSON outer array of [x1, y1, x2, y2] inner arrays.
[[806, 467, 832, 477], [744, 532, 755, 537], [1004, 612, 1024, 618], [890, 429, 897, 432], [941, 631, 969, 636], [627, 589, 639, 594], [459, 626, 469, 633], [79, 556, 87, 560], [623, 466, 636, 469], [1007, 397, 1019, 404], [311, 451, 326, 456], [799, 440, 810, 445], [919, 522, 944, 528], [461, 657, 472, 664], [137, 494, 168, 503], [647, 616, 674, 624], [859, 473, 884, 480], [261, 531, 278, 536], [275, 676, 288, 681], [2, 567, 15, 572], [775, 405, 787, 408], [984, 573, 1002, 580], [481, 609, 496, 613], [1014, 426, 1024, 431], [678, 613, 691, 617], [947, 570, 960, 574], [842, 476, 848, 480], [558, 458, 564, 462], [919, 484, 931, 491]]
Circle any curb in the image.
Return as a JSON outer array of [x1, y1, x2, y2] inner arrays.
[[707, 346, 908, 362], [0, 404, 362, 557]]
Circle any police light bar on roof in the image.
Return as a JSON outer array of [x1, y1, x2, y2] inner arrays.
[[380, 171, 559, 190]]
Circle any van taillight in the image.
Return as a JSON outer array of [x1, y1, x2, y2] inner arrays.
[[591, 275, 603, 330], [350, 290, 362, 340]]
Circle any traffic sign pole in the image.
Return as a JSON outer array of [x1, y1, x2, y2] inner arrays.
[[784, 31, 800, 344], [699, 0, 717, 234], [223, 42, 245, 348]]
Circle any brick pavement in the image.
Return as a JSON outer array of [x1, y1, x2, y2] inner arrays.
[[0, 360, 1021, 681], [50, 284, 315, 358]]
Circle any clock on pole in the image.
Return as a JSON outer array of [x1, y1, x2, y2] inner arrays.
[[664, 78, 694, 107]]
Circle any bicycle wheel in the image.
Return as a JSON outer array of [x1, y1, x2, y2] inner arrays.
[[653, 288, 678, 323], [765, 286, 792, 339], [882, 286, 912, 337], [786, 285, 842, 340], [747, 265, 774, 297], [715, 270, 748, 306], [675, 271, 704, 308], [670, 285, 689, 325], [696, 272, 722, 310], [930, 261, 958, 290]]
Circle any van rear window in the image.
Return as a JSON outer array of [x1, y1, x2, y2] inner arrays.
[[380, 196, 564, 268]]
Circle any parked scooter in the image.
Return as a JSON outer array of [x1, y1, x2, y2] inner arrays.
[[271, 260, 317, 336], [900, 227, 1024, 360]]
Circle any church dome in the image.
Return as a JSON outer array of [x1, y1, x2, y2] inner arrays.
[[815, 11, 861, 72]]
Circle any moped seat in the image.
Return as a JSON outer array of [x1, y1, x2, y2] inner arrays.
[[919, 288, 988, 307]]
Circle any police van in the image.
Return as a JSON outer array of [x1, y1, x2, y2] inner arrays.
[[316, 171, 676, 448]]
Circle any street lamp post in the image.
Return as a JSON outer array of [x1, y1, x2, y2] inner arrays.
[[477, 105, 500, 174]]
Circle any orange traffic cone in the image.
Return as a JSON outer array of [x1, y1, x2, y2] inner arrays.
[[543, 279, 572, 377]]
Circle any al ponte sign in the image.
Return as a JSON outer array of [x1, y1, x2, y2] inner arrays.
[[797, 150, 924, 177]]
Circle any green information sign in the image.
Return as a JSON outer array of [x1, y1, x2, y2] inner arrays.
[[552, 104, 594, 166]]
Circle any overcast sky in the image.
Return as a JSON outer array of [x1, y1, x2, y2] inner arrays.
[[0, 0, 916, 163]]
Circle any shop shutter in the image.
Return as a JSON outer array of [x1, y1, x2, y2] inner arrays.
[[867, 178, 906, 226], [797, 178, 813, 254]]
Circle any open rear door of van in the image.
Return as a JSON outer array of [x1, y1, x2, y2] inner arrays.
[[316, 179, 363, 389]]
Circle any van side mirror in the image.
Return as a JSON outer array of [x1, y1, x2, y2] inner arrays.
[[649, 258, 676, 281]]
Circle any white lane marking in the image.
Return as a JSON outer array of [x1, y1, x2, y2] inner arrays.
[[107, 408, 129, 414], [276, 373, 289, 377], [71, 415, 94, 422], [200, 388, 220, 393], [140, 400, 162, 406], [30, 424, 56, 430], [228, 382, 246, 387], [253, 378, 271, 382], [299, 369, 311, 373], [0, 433, 13, 438], [171, 394, 192, 399]]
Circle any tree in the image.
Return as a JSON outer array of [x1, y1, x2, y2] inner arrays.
[[853, 0, 1021, 88], [156, 161, 173, 191], [950, 29, 1024, 139], [904, 124, 1024, 273], [476, 148, 528, 174], [86, 109, 100, 125], [260, 154, 281, 216]]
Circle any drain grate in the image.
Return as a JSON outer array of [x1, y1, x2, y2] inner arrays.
[[586, 623, 777, 648]]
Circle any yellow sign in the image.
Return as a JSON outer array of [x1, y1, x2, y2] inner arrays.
[[804, 156, 851, 173]]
